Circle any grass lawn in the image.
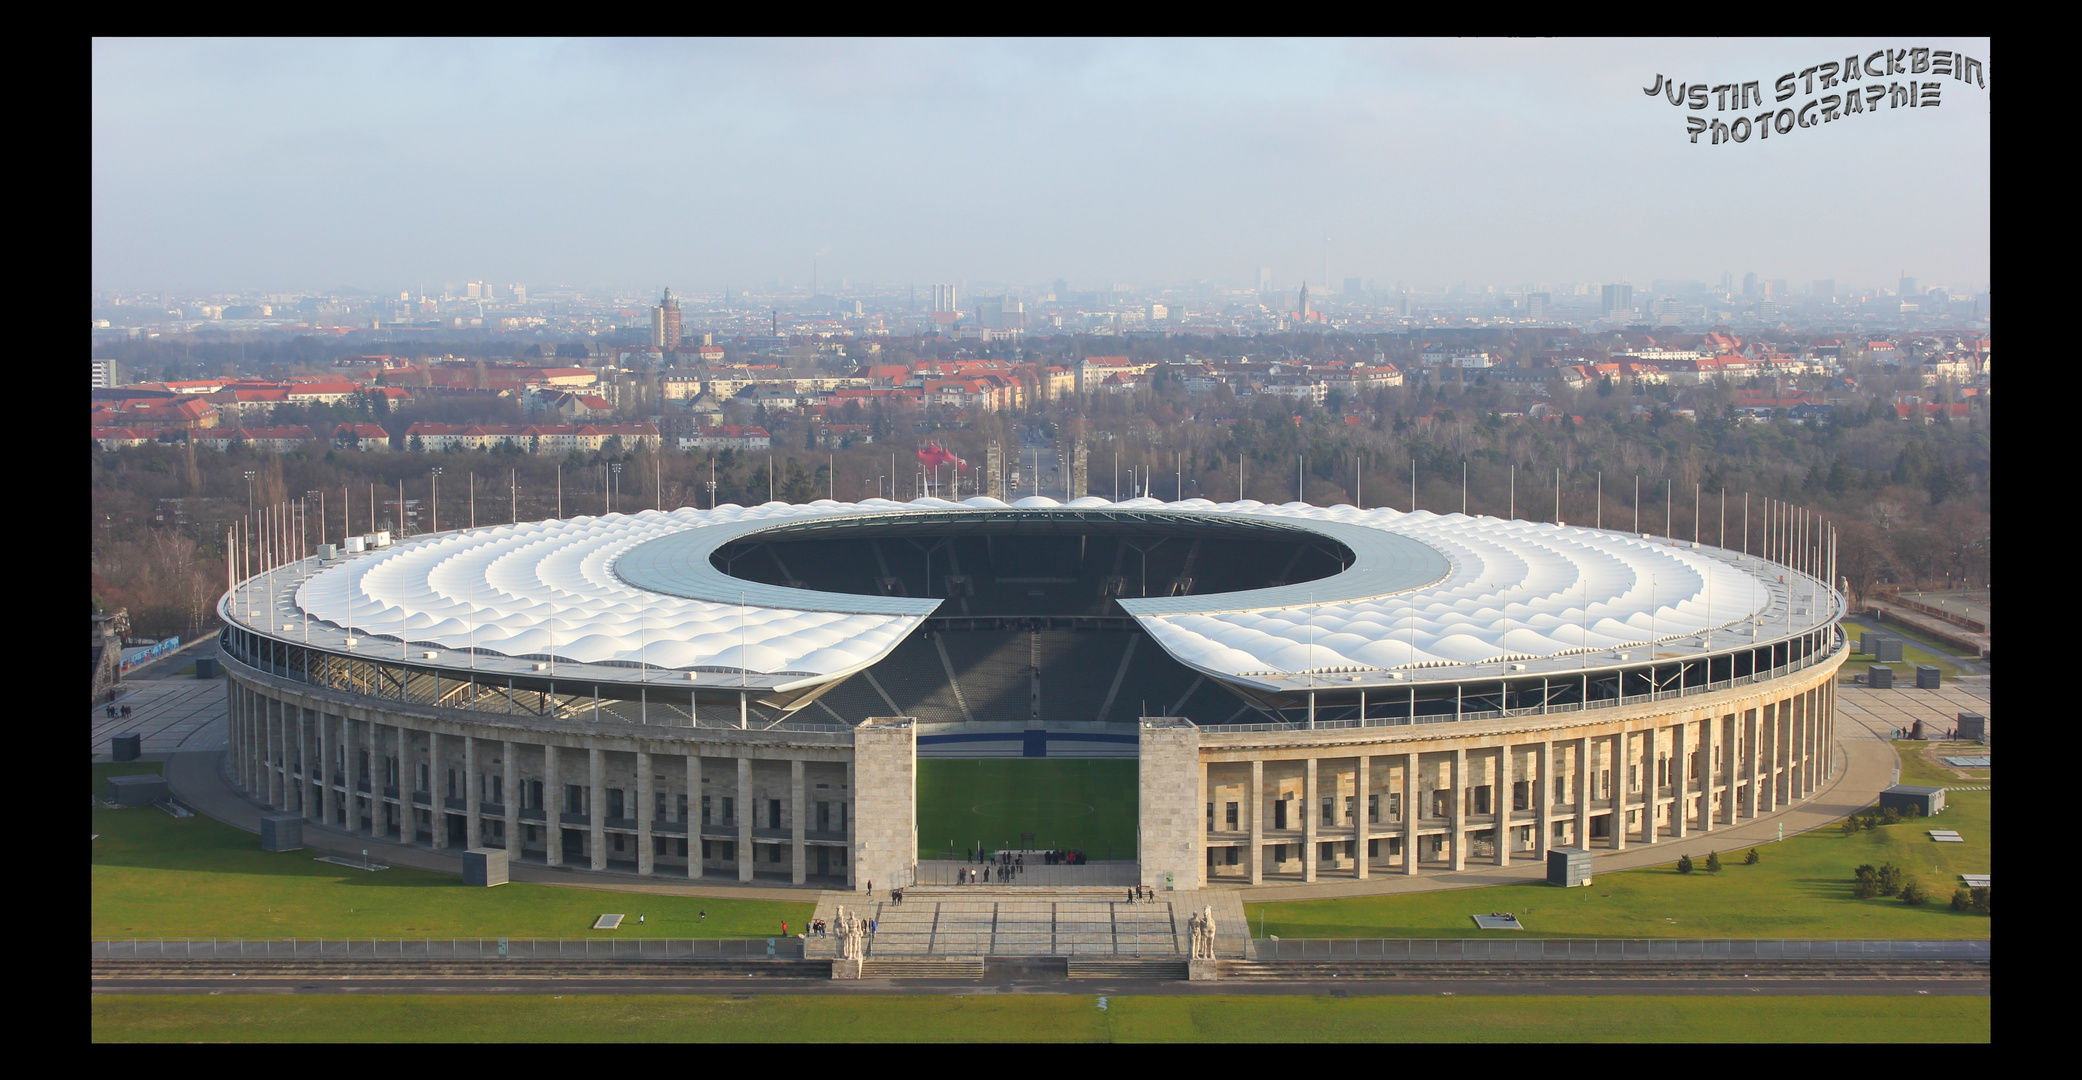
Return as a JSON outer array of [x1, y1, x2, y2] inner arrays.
[[1248, 744, 1989, 940], [915, 759, 1136, 860], [1894, 740, 1991, 785], [91, 764, 812, 940], [1839, 619, 1974, 682], [90, 993, 1989, 1043]]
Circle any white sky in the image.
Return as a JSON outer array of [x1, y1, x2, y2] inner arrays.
[[92, 38, 1991, 295]]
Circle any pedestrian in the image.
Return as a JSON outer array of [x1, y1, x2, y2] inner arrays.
[[700, 910, 707, 922], [639, 914, 645, 924], [781, 921, 788, 937], [868, 880, 874, 899]]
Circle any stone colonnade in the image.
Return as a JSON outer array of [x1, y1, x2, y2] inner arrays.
[[1153, 658, 1842, 889], [224, 661, 917, 892]]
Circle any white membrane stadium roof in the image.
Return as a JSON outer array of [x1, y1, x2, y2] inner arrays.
[[263, 496, 1829, 692]]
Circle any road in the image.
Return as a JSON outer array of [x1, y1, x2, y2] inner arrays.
[[92, 975, 1988, 997]]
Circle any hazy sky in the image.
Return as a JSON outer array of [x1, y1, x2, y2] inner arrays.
[[92, 38, 1991, 295]]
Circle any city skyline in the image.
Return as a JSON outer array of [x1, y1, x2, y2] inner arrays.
[[93, 38, 1990, 295]]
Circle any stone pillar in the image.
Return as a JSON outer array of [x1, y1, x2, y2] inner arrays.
[[544, 742, 562, 867], [736, 755, 754, 882], [1137, 717, 1200, 891], [1767, 700, 1782, 809], [393, 725, 412, 846], [464, 734, 481, 850], [251, 694, 264, 804], [313, 710, 330, 825], [502, 740, 518, 856], [853, 717, 916, 893], [1449, 748, 1465, 871], [1302, 756, 1318, 883], [294, 706, 308, 817], [227, 683, 242, 792], [1196, 753, 1208, 885], [588, 742, 606, 871], [264, 697, 281, 809], [637, 749, 655, 877], [1248, 758, 1264, 885], [841, 756, 853, 888], [247, 687, 259, 796], [1744, 708, 1762, 820], [1810, 686, 1824, 795], [363, 717, 379, 840], [1496, 743, 1513, 866], [1804, 688, 1818, 797], [252, 689, 265, 800], [1796, 690, 1810, 798], [1355, 754, 1370, 879], [1573, 737, 1591, 851], [1640, 723, 1658, 846], [1610, 730, 1628, 851], [1401, 752, 1419, 875], [1780, 696, 1795, 806], [1702, 714, 1721, 832], [789, 758, 806, 885], [1534, 740, 1552, 859], [1670, 720, 1689, 841], [428, 730, 445, 850], [686, 751, 703, 880], [1758, 703, 1776, 814]]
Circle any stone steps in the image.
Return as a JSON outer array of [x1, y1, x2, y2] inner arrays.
[[859, 958, 987, 979], [1067, 959, 1190, 980]]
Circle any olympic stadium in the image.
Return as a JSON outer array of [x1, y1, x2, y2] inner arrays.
[[218, 495, 1848, 894]]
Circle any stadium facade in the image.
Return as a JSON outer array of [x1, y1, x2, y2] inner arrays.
[[218, 496, 1846, 893]]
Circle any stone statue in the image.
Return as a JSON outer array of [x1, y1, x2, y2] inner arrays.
[[837, 910, 864, 961], [1193, 906, 1218, 959]]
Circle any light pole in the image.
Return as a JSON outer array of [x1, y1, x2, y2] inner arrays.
[[611, 462, 623, 514], [429, 467, 443, 533]]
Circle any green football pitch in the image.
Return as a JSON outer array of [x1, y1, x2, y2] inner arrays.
[[915, 760, 1138, 859]]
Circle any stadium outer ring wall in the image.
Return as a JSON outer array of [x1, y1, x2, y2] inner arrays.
[[217, 521, 1849, 897]]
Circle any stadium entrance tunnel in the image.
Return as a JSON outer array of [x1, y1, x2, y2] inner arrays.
[[717, 511, 1355, 731]]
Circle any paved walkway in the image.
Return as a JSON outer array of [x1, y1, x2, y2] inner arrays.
[[1235, 684, 1950, 902]]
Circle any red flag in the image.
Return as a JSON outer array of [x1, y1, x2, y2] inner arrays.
[[917, 443, 968, 471]]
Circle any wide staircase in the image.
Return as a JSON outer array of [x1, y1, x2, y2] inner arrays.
[[805, 886, 1250, 980]]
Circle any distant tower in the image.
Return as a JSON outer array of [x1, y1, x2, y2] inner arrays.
[[651, 288, 682, 350], [1298, 282, 1311, 319]]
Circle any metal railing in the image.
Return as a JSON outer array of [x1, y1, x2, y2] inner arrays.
[[1202, 637, 1845, 735], [93, 937, 807, 960], [1246, 937, 1989, 961]]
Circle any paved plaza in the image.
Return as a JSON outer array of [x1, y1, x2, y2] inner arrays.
[[90, 679, 229, 757], [1834, 683, 1990, 748]]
